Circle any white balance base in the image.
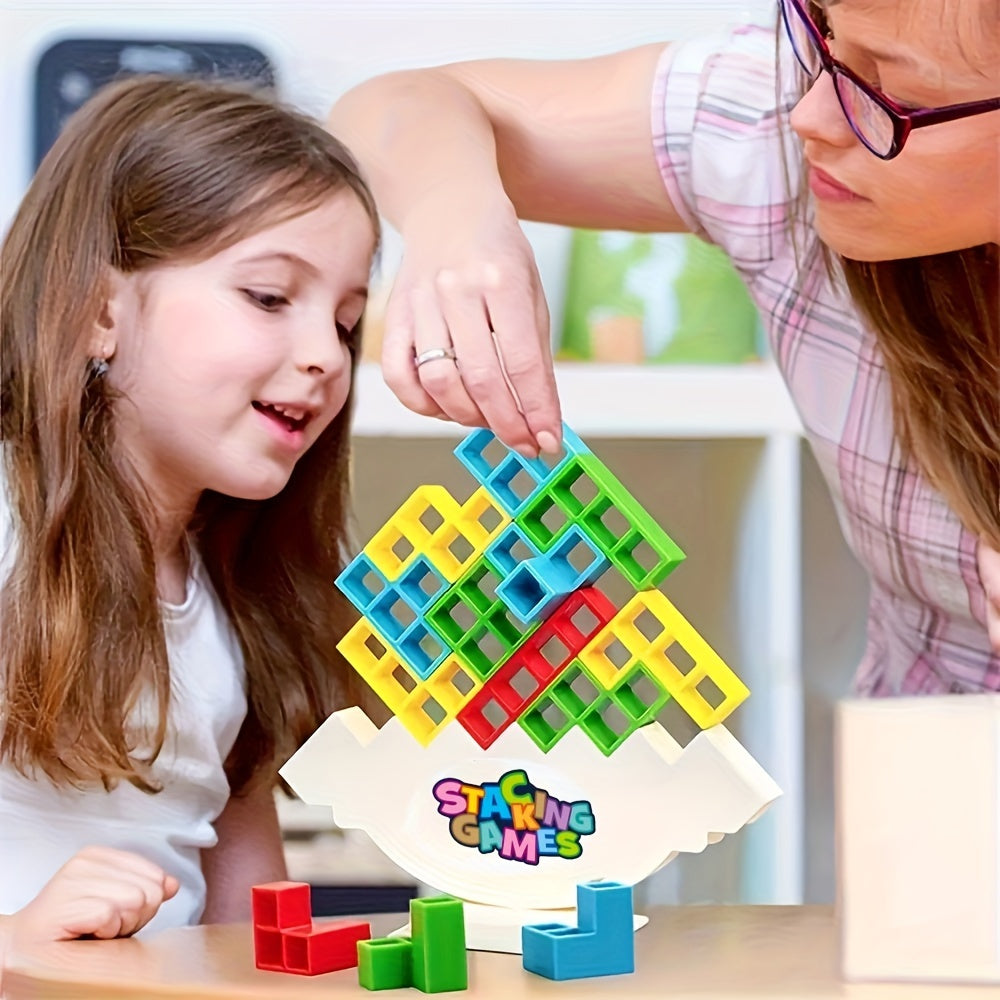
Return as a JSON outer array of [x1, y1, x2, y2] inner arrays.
[[390, 900, 649, 954]]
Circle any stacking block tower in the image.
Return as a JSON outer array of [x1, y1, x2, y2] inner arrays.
[[280, 423, 780, 953], [335, 425, 750, 756]]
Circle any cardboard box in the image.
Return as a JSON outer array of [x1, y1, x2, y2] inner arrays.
[[837, 695, 1000, 983]]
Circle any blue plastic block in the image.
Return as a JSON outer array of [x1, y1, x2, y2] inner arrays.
[[484, 523, 542, 577], [453, 430, 547, 516], [366, 587, 413, 643], [496, 525, 610, 624], [395, 554, 449, 614], [454, 425, 593, 518], [396, 618, 450, 681], [336, 552, 390, 614], [521, 882, 635, 981]]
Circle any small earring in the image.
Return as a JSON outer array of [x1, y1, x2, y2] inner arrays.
[[87, 357, 110, 380]]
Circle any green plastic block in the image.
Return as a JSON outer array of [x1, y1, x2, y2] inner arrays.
[[519, 693, 574, 752], [519, 661, 601, 753], [576, 453, 685, 589], [358, 936, 413, 991], [515, 453, 685, 590], [610, 662, 671, 726], [410, 895, 468, 993]]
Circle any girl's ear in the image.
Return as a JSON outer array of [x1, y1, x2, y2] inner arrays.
[[88, 266, 134, 361]]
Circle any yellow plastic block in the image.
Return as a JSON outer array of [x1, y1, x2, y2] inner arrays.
[[423, 487, 512, 583], [578, 591, 749, 729], [337, 620, 478, 746], [423, 655, 484, 718], [364, 486, 462, 581]]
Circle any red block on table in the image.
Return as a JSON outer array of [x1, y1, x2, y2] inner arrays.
[[281, 919, 372, 976], [251, 880, 371, 976], [251, 881, 311, 930]]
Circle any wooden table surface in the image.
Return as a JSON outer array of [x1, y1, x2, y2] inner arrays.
[[4, 906, 998, 999]]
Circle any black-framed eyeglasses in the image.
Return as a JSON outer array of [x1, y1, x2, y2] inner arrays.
[[779, 0, 1000, 160]]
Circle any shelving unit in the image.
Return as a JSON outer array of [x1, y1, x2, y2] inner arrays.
[[353, 361, 802, 439]]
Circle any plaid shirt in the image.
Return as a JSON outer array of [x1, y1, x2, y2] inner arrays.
[[653, 24, 998, 694]]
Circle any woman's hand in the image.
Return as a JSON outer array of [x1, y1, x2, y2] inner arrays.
[[9, 846, 179, 945], [979, 540, 1000, 653], [382, 190, 561, 459]]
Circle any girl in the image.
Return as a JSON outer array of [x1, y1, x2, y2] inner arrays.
[[0, 76, 379, 943], [325, 0, 999, 692]]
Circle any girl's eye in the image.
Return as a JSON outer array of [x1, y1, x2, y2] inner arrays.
[[242, 289, 289, 311]]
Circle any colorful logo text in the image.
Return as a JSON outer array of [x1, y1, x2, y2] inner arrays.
[[432, 769, 595, 865]]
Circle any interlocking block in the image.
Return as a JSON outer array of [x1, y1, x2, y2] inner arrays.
[[363, 586, 448, 680], [518, 453, 685, 590], [336, 552, 391, 615], [522, 881, 635, 980], [519, 660, 602, 752], [358, 936, 413, 991], [578, 590, 748, 728], [337, 619, 478, 745], [252, 881, 311, 932], [484, 522, 542, 577], [457, 588, 616, 749], [495, 523, 609, 624], [454, 425, 591, 516], [520, 658, 670, 755], [364, 485, 462, 580], [411, 895, 468, 993], [282, 919, 371, 976], [252, 881, 371, 976], [363, 485, 509, 584], [576, 661, 672, 756], [426, 555, 538, 682]]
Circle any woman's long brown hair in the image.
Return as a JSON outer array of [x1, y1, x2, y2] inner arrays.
[[782, 3, 1000, 549], [1, 76, 380, 795]]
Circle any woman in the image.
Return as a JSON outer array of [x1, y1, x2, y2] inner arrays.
[[326, 0, 998, 693]]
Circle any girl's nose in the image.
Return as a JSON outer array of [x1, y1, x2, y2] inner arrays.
[[295, 322, 348, 378]]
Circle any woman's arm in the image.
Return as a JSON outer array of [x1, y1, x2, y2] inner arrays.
[[328, 46, 690, 455], [329, 44, 685, 234], [200, 779, 287, 924]]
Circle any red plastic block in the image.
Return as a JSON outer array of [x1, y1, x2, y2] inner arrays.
[[253, 925, 286, 972], [252, 880, 371, 976], [281, 919, 372, 976], [252, 881, 311, 930], [457, 587, 617, 749]]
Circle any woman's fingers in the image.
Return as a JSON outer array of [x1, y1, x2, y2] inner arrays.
[[380, 279, 445, 419], [482, 270, 562, 453], [412, 278, 486, 428]]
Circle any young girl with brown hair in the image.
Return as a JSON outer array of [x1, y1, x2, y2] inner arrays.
[[326, 0, 999, 692], [0, 75, 379, 942]]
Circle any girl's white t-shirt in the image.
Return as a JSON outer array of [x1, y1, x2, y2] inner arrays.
[[0, 473, 247, 934]]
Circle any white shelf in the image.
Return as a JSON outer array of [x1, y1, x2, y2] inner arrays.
[[353, 362, 802, 439]]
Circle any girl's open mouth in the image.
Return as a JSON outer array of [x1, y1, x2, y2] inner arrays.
[[252, 400, 313, 437]]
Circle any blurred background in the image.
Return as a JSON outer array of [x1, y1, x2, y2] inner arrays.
[[1, 0, 868, 916]]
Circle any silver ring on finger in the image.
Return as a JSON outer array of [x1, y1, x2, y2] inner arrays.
[[414, 346, 457, 369]]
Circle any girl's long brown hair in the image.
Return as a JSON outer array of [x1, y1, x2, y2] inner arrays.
[[782, 3, 1000, 549], [1, 76, 380, 795]]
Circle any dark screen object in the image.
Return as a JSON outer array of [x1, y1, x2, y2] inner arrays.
[[34, 38, 276, 170]]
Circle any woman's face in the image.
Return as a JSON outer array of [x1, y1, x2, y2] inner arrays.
[[789, 0, 999, 260]]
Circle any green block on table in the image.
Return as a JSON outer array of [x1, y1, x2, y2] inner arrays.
[[358, 936, 413, 991], [411, 895, 468, 993]]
